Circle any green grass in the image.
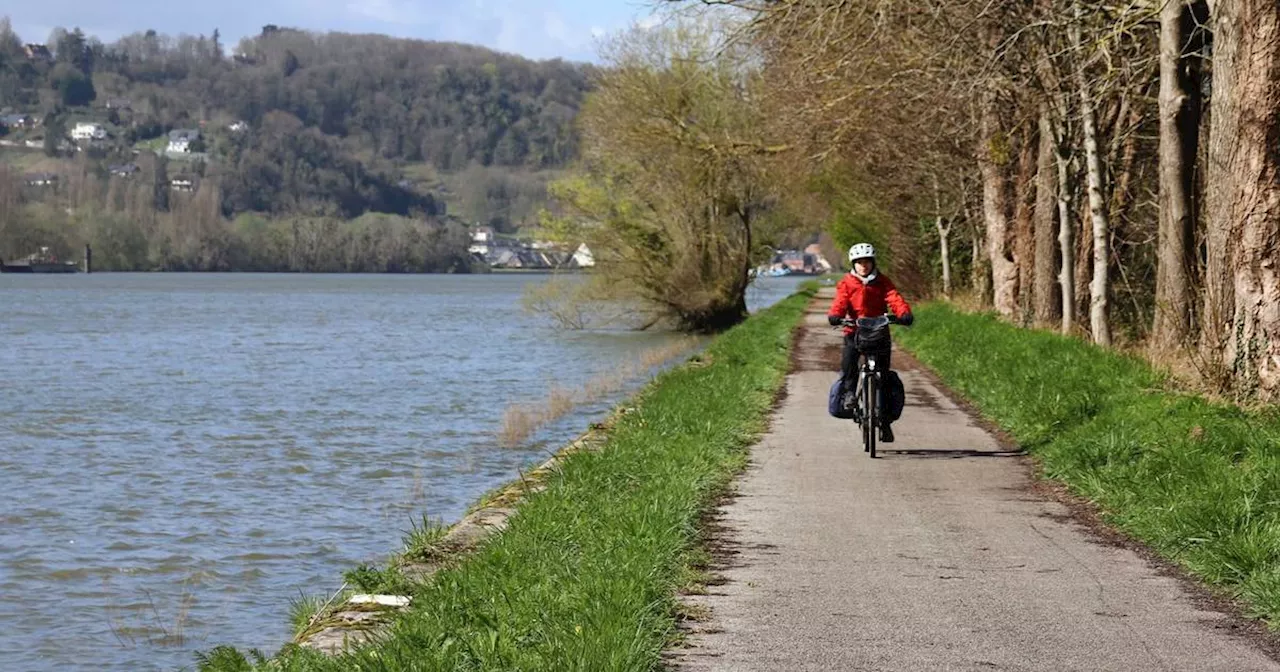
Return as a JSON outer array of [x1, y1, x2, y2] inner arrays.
[[400, 514, 450, 563], [193, 285, 814, 671], [896, 302, 1280, 622], [288, 593, 333, 639]]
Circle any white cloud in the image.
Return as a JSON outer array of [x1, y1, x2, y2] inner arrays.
[[345, 0, 426, 24]]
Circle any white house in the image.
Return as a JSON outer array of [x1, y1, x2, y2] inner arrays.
[[24, 172, 58, 186], [167, 129, 200, 153], [70, 122, 107, 141], [572, 243, 595, 268], [468, 226, 496, 256], [228, 120, 249, 133]]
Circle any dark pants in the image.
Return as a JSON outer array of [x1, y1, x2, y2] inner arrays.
[[841, 336, 892, 426]]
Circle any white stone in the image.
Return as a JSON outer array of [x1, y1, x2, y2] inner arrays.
[[347, 594, 411, 608]]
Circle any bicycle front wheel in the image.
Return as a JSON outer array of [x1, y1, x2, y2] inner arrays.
[[863, 373, 877, 457]]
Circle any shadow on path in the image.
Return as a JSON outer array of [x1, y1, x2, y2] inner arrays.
[[875, 448, 1027, 459]]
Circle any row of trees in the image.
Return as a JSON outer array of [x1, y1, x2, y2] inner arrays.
[[0, 162, 475, 272], [656, 0, 1277, 401]]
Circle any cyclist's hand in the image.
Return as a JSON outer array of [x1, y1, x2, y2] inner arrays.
[[897, 312, 915, 327]]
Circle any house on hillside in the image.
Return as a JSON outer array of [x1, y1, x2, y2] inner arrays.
[[109, 163, 140, 178], [104, 98, 132, 111], [167, 129, 201, 153], [468, 226, 496, 257], [70, 122, 108, 141], [571, 243, 595, 269], [23, 44, 52, 62], [762, 248, 827, 276], [228, 120, 249, 133], [803, 243, 833, 272], [24, 172, 59, 187], [1, 113, 35, 130], [170, 175, 196, 191]]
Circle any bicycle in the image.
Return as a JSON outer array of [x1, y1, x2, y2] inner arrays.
[[837, 314, 896, 458]]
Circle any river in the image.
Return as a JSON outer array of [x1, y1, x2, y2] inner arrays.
[[0, 272, 806, 671]]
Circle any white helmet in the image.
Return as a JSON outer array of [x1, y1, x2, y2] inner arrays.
[[847, 243, 876, 263]]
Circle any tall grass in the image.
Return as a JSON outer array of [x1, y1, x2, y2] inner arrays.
[[496, 335, 703, 448], [896, 302, 1280, 622], [194, 287, 814, 671]]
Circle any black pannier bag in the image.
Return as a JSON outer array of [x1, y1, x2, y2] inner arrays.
[[883, 370, 905, 422]]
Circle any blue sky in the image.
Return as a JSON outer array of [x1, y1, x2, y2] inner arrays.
[[6, 0, 663, 63]]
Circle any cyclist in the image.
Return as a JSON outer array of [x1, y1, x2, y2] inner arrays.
[[827, 243, 914, 442]]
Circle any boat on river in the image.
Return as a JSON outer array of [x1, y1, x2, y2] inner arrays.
[[0, 247, 80, 273]]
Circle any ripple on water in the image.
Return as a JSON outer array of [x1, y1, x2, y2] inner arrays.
[[0, 273, 806, 671]]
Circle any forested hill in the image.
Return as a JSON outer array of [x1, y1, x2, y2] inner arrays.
[[0, 21, 591, 220]]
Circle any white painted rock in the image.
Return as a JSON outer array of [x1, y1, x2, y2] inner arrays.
[[348, 594, 411, 608]]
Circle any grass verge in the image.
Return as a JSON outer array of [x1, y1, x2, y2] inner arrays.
[[193, 285, 815, 671], [896, 302, 1280, 623]]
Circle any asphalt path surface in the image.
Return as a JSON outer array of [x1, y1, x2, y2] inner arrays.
[[671, 288, 1280, 672]]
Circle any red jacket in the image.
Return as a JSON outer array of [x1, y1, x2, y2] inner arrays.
[[828, 273, 912, 336]]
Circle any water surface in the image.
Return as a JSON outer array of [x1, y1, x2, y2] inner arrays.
[[0, 272, 804, 670]]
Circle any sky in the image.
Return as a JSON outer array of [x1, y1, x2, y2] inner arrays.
[[5, 0, 665, 63]]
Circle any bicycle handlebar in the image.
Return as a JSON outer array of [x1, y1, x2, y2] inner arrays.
[[835, 314, 898, 329]]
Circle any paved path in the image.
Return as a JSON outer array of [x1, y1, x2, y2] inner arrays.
[[672, 289, 1279, 672]]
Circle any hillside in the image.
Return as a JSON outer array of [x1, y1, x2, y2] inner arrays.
[[0, 20, 591, 271], [0, 20, 589, 225]]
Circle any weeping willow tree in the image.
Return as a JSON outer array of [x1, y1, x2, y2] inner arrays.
[[538, 16, 788, 333]]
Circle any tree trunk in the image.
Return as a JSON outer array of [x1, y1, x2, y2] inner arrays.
[[935, 216, 952, 297], [1204, 0, 1280, 400], [932, 175, 952, 297], [968, 205, 991, 304], [978, 97, 1019, 317], [1052, 93, 1077, 335], [1014, 125, 1038, 325], [1035, 106, 1061, 325], [1056, 159, 1076, 335], [1073, 6, 1112, 346], [1074, 195, 1092, 326], [1154, 0, 1202, 353]]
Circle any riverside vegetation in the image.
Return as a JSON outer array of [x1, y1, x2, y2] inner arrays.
[[897, 303, 1280, 624], [191, 285, 814, 670], [666, 0, 1280, 402], [0, 19, 588, 271]]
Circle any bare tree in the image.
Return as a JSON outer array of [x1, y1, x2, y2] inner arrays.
[[1153, 0, 1205, 352], [1034, 105, 1061, 324], [1070, 1, 1112, 345], [978, 102, 1020, 317], [1202, 0, 1280, 399], [543, 16, 786, 332]]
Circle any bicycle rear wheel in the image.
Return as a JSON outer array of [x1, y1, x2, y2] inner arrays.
[[863, 372, 877, 457]]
